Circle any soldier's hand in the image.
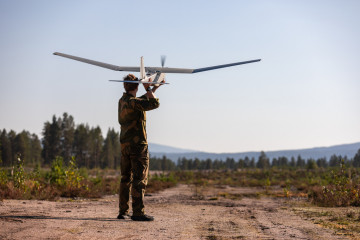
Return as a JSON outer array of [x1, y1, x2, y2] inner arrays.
[[143, 78, 152, 90], [152, 79, 165, 93]]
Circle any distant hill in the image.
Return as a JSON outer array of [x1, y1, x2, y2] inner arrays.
[[148, 143, 196, 154], [149, 142, 360, 162]]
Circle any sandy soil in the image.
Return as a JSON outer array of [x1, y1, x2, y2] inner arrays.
[[0, 184, 350, 240]]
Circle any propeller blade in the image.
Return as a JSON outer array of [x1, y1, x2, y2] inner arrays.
[[161, 55, 166, 67]]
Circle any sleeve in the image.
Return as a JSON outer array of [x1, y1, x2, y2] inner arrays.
[[131, 97, 160, 111], [139, 94, 148, 100]]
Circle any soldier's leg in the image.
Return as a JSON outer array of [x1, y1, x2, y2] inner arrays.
[[130, 144, 149, 216], [119, 144, 132, 215]]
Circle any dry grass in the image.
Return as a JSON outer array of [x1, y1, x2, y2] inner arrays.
[[291, 204, 360, 239]]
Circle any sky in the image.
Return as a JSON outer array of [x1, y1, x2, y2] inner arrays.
[[0, 0, 359, 153]]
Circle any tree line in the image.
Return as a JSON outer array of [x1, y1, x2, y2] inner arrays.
[[1, 113, 120, 169], [1, 112, 360, 170], [150, 150, 360, 171]]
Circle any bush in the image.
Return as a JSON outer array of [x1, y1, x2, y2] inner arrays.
[[0, 168, 8, 186], [309, 160, 360, 207], [48, 156, 66, 186], [13, 155, 26, 190]]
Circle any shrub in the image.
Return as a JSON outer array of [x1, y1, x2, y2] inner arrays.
[[309, 160, 360, 207], [48, 156, 66, 186], [0, 168, 8, 186], [13, 155, 26, 190]]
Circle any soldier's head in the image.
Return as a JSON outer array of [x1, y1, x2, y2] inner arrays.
[[123, 74, 139, 93]]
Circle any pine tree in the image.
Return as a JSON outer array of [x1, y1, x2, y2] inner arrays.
[[74, 123, 90, 168], [101, 128, 120, 169], [353, 149, 360, 167], [316, 157, 328, 168], [193, 158, 201, 170], [89, 126, 103, 168], [329, 154, 341, 167], [60, 113, 75, 163], [0, 130, 12, 166], [42, 115, 62, 166], [296, 155, 305, 168], [256, 151, 270, 169], [290, 157, 296, 167], [13, 131, 31, 165], [244, 156, 250, 168], [307, 159, 318, 170], [102, 130, 114, 169], [279, 156, 288, 168], [271, 158, 278, 167], [225, 158, 235, 170], [205, 158, 212, 169], [249, 157, 256, 168], [108, 128, 120, 168], [238, 158, 245, 169], [30, 133, 42, 165], [8, 130, 17, 166]]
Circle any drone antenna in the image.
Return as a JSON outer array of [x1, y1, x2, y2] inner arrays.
[[161, 55, 166, 67]]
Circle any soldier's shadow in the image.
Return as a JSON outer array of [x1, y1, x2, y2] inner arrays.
[[0, 215, 120, 222]]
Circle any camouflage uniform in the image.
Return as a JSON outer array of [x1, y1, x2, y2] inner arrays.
[[118, 92, 159, 216]]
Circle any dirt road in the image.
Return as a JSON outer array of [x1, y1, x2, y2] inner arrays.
[[0, 184, 349, 240]]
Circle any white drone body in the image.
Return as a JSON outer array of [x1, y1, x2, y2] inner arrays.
[[53, 52, 261, 86]]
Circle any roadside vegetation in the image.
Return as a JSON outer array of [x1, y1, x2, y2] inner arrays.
[[0, 155, 176, 200]]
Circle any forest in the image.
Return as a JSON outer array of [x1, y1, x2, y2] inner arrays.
[[1, 112, 360, 171], [1, 113, 119, 169]]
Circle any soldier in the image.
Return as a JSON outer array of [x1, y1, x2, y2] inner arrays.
[[117, 74, 163, 221]]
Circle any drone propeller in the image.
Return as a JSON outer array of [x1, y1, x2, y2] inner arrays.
[[161, 55, 166, 67]]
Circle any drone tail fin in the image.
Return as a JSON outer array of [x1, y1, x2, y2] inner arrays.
[[140, 56, 146, 79]]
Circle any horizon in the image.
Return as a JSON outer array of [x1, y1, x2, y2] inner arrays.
[[149, 141, 360, 154], [2, 121, 359, 154], [1, 116, 360, 154]]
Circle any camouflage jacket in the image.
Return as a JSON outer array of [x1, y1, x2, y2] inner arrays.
[[118, 92, 160, 145]]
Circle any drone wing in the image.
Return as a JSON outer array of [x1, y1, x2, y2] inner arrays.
[[53, 52, 140, 72], [147, 59, 261, 74], [53, 52, 193, 73], [192, 59, 261, 73], [54, 52, 261, 74]]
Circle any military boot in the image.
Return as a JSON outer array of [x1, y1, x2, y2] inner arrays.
[[131, 214, 154, 221]]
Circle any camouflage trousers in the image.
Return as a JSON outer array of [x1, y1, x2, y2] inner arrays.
[[119, 143, 149, 216]]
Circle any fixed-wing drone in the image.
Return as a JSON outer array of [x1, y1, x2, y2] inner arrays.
[[53, 52, 261, 86]]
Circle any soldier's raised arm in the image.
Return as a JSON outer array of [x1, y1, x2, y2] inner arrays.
[[131, 97, 159, 112], [143, 79, 157, 99]]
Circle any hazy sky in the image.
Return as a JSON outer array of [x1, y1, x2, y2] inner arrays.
[[0, 0, 359, 153]]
